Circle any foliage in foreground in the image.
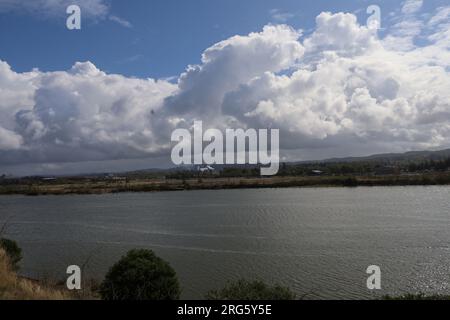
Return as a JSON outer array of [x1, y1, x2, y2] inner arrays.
[[0, 238, 22, 271], [206, 279, 296, 300], [100, 249, 180, 300], [383, 293, 450, 300], [3, 238, 449, 301], [0, 248, 67, 300]]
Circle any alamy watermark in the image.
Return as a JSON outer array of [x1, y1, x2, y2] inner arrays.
[[171, 121, 279, 176], [367, 5, 382, 30], [66, 265, 81, 290], [66, 5, 81, 30], [366, 265, 382, 290]]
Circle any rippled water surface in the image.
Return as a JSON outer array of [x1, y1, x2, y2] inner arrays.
[[1, 186, 450, 299]]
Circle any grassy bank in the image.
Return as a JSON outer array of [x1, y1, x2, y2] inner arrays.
[[0, 248, 68, 300], [1, 173, 449, 196]]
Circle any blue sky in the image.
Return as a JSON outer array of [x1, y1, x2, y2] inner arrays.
[[1, 0, 439, 79], [0, 0, 449, 175]]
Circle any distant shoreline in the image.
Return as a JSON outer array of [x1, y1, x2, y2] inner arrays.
[[1, 173, 449, 196]]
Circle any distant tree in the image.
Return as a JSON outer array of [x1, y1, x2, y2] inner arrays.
[[100, 249, 180, 300], [0, 238, 22, 271], [342, 177, 358, 187], [206, 279, 296, 300]]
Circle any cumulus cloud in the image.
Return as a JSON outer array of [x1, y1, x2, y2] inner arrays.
[[0, 61, 176, 164], [161, 25, 303, 120], [304, 12, 379, 55], [1, 6, 450, 171], [221, 11, 450, 153]]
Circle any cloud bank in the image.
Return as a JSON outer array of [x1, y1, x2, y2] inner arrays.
[[1, 3, 450, 172]]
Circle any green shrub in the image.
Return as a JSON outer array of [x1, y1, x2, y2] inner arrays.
[[0, 238, 22, 271], [100, 249, 180, 300], [206, 279, 296, 300]]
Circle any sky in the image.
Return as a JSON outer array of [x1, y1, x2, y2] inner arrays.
[[0, 0, 449, 176]]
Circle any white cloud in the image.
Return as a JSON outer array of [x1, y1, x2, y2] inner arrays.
[[304, 12, 379, 56], [427, 6, 450, 48], [218, 12, 450, 153], [270, 9, 295, 23], [383, 0, 426, 51], [0, 126, 23, 150], [109, 15, 133, 28], [1, 8, 450, 171], [401, 0, 423, 15], [428, 6, 450, 26], [0, 61, 176, 164], [165, 25, 303, 118]]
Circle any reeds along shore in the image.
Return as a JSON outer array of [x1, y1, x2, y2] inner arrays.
[[0, 248, 67, 300]]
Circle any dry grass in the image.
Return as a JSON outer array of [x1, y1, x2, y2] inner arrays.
[[0, 248, 69, 300]]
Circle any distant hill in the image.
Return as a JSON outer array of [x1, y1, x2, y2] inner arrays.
[[125, 149, 450, 175], [320, 149, 450, 164], [12, 148, 448, 179]]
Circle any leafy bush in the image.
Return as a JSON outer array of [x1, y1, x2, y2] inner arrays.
[[0, 238, 22, 271], [100, 249, 180, 300], [206, 279, 296, 300]]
